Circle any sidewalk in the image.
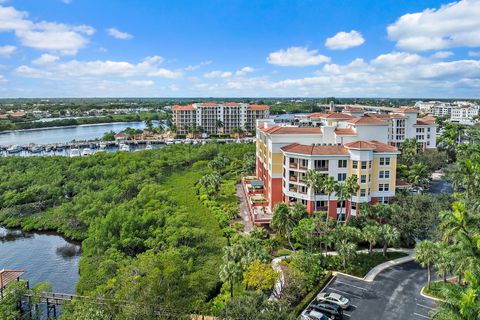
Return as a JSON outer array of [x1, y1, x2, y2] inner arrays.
[[235, 183, 253, 233]]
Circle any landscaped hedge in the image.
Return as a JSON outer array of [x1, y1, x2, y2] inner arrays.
[[290, 271, 333, 317]]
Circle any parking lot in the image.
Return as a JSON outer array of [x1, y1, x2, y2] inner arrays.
[[312, 261, 437, 319]]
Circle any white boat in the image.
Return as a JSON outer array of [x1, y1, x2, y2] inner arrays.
[[31, 146, 43, 153], [120, 144, 130, 152], [99, 143, 107, 150], [192, 140, 199, 145], [165, 139, 174, 145], [45, 146, 52, 152], [7, 145, 22, 153], [236, 139, 242, 144], [145, 144, 153, 150], [184, 138, 192, 144], [174, 140, 182, 144], [82, 148, 92, 156], [70, 148, 80, 157], [202, 140, 207, 145]]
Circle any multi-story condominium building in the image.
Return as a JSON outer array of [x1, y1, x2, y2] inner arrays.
[[253, 107, 436, 222], [172, 102, 269, 135], [415, 101, 479, 125]]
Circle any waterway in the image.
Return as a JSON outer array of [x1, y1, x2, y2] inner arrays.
[[0, 121, 151, 146], [0, 227, 80, 294]]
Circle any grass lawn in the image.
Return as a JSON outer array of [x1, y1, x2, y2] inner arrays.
[[341, 251, 408, 278]]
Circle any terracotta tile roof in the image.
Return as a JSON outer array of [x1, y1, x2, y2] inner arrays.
[[345, 140, 399, 153], [308, 112, 355, 119], [366, 113, 406, 119], [419, 115, 436, 124], [281, 143, 349, 155], [201, 102, 218, 107], [334, 128, 357, 135], [346, 117, 388, 125], [416, 120, 435, 126], [172, 104, 195, 111], [396, 107, 418, 113], [224, 102, 242, 106], [0, 269, 26, 288], [261, 126, 322, 135], [248, 104, 269, 111]]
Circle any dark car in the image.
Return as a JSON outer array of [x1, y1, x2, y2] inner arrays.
[[310, 302, 343, 320]]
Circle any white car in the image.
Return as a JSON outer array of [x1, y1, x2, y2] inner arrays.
[[316, 292, 350, 309], [300, 309, 333, 320]]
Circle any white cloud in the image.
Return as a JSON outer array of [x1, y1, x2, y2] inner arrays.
[[32, 54, 59, 65], [266, 47, 330, 67], [388, 0, 480, 51], [62, 0, 72, 4], [127, 80, 154, 87], [236, 66, 255, 76], [204, 70, 232, 78], [16, 56, 182, 80], [325, 30, 365, 50], [468, 51, 480, 57], [0, 45, 15, 57], [184, 60, 212, 71], [107, 27, 133, 40], [0, 74, 6, 83], [432, 51, 454, 59], [371, 52, 422, 66], [0, 5, 95, 55]]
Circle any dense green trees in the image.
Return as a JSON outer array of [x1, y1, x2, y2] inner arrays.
[[0, 143, 255, 318]]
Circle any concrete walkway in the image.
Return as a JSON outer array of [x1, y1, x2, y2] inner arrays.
[[235, 183, 254, 234], [363, 248, 414, 281]]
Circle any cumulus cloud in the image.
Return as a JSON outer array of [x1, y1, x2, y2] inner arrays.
[[0, 45, 15, 57], [16, 56, 182, 80], [266, 47, 330, 66], [388, 0, 480, 51], [325, 30, 365, 50], [107, 27, 133, 40], [468, 51, 480, 57], [32, 53, 59, 64], [236, 66, 255, 76], [127, 80, 154, 87], [204, 70, 232, 78], [0, 5, 94, 55], [431, 51, 454, 59]]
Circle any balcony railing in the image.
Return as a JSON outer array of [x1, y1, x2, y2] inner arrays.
[[289, 187, 298, 193], [315, 166, 329, 171], [289, 163, 298, 169], [299, 165, 308, 170], [289, 176, 298, 182]]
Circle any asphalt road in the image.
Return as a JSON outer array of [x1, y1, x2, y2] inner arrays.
[[319, 261, 437, 320], [428, 179, 453, 194]]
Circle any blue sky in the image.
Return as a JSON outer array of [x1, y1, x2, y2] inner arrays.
[[0, 0, 479, 98]]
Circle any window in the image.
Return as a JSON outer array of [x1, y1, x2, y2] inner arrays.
[[379, 183, 390, 192], [379, 170, 390, 179], [351, 202, 356, 210], [337, 201, 346, 208], [369, 161, 372, 169], [361, 161, 367, 169], [380, 197, 389, 204], [379, 157, 390, 166], [315, 160, 329, 170], [338, 160, 347, 168], [360, 189, 366, 197], [337, 173, 347, 182], [316, 201, 327, 210], [361, 175, 367, 183], [352, 161, 358, 169], [301, 159, 308, 168]]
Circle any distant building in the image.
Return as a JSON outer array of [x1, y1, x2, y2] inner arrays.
[[415, 101, 479, 125], [172, 102, 269, 135]]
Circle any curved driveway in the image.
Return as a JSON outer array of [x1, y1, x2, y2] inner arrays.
[[320, 261, 437, 319]]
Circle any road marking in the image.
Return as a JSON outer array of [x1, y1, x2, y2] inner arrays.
[[328, 287, 363, 299], [335, 280, 368, 291], [417, 303, 434, 310], [350, 304, 357, 308], [414, 312, 430, 319], [342, 314, 351, 318]]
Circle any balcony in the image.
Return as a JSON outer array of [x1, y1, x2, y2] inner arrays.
[[289, 163, 298, 169], [289, 176, 298, 182], [315, 166, 329, 172], [299, 165, 308, 170], [289, 187, 298, 193]]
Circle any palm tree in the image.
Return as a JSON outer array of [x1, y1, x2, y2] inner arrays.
[[408, 163, 430, 189], [345, 175, 359, 218], [363, 223, 381, 255], [305, 169, 324, 195], [199, 172, 222, 195], [415, 240, 438, 288], [379, 224, 400, 256], [336, 239, 357, 270], [434, 243, 454, 283], [322, 176, 338, 224], [271, 203, 304, 251], [219, 246, 243, 298], [334, 183, 350, 224]]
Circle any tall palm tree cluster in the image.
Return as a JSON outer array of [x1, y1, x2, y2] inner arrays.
[[304, 169, 359, 223], [415, 139, 480, 319]]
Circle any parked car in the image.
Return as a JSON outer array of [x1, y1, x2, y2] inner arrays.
[[316, 292, 350, 309], [310, 302, 343, 320], [300, 309, 333, 320]]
